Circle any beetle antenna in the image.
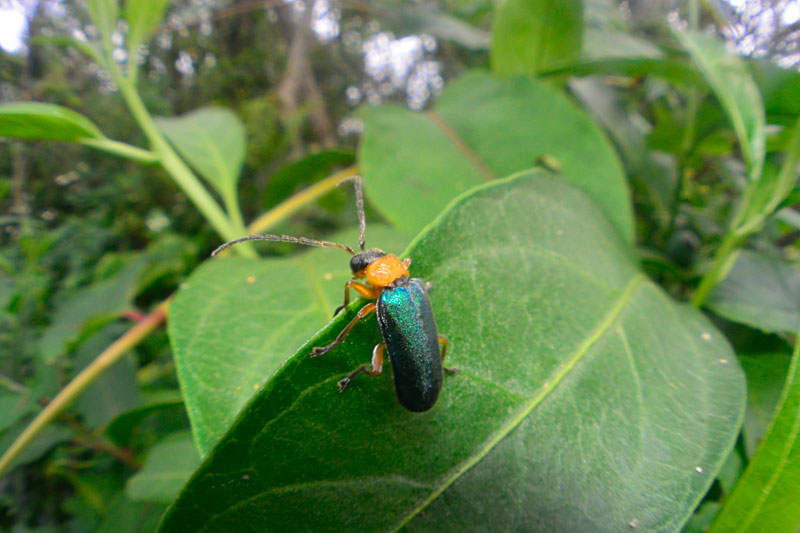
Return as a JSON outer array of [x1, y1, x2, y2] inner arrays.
[[338, 175, 366, 251], [211, 234, 355, 257]]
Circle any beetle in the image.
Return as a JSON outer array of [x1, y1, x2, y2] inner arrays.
[[211, 176, 453, 412]]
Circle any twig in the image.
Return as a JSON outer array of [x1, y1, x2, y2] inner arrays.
[[0, 302, 169, 478]]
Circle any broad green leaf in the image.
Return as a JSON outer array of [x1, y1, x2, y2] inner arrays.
[[710, 337, 800, 533], [37, 257, 148, 363], [740, 351, 793, 458], [0, 102, 104, 142], [675, 31, 766, 181], [491, 0, 582, 75], [86, 0, 119, 47], [359, 71, 633, 242], [159, 172, 743, 531], [126, 432, 200, 503], [707, 250, 800, 333], [169, 227, 412, 455], [124, 0, 170, 65], [155, 107, 246, 204]]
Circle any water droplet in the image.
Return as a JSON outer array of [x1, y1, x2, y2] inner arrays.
[[701, 332, 712, 341], [695, 466, 704, 473], [719, 358, 728, 364]]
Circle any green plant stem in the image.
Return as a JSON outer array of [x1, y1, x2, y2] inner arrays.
[[108, 61, 253, 255], [0, 303, 169, 479], [80, 137, 158, 164], [691, 229, 744, 307]]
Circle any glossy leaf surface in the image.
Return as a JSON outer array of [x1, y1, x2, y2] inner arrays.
[[359, 71, 632, 242], [160, 172, 744, 532], [168, 227, 411, 455]]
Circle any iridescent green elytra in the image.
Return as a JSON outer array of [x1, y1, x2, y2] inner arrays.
[[377, 277, 443, 412]]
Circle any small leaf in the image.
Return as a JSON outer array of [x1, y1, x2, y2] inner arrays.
[[0, 385, 31, 434], [86, 0, 119, 46], [126, 432, 200, 503], [675, 31, 766, 181], [710, 337, 800, 532], [491, 0, 583, 75], [155, 107, 246, 204], [707, 250, 800, 333], [124, 0, 170, 64], [159, 172, 743, 531], [97, 493, 168, 533], [105, 391, 184, 446], [263, 150, 354, 210], [74, 324, 141, 427], [169, 227, 412, 455], [739, 351, 793, 458], [0, 102, 104, 142], [37, 257, 148, 363], [359, 71, 633, 242]]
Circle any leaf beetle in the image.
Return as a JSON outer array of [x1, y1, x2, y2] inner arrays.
[[212, 176, 454, 412]]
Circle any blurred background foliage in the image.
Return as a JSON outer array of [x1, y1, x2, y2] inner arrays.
[[0, 0, 799, 531]]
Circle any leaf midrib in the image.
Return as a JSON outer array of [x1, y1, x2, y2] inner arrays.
[[392, 273, 646, 531]]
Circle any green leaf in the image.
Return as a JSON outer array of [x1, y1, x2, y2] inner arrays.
[[750, 58, 800, 121], [74, 324, 141, 428], [710, 337, 800, 533], [86, 0, 119, 47], [126, 432, 200, 503], [359, 71, 633, 242], [0, 384, 31, 434], [105, 391, 184, 446], [263, 150, 354, 210], [740, 351, 793, 458], [491, 0, 583, 75], [155, 107, 246, 205], [583, 28, 662, 60], [159, 172, 744, 531], [169, 226, 412, 455], [123, 0, 170, 65], [0, 102, 104, 142], [97, 493, 168, 533], [37, 257, 148, 363], [707, 250, 800, 333], [675, 31, 766, 181], [738, 116, 800, 231]]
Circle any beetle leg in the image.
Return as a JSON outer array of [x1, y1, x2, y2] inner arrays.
[[338, 342, 385, 392], [333, 281, 380, 316], [438, 335, 458, 374], [311, 303, 376, 357]]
